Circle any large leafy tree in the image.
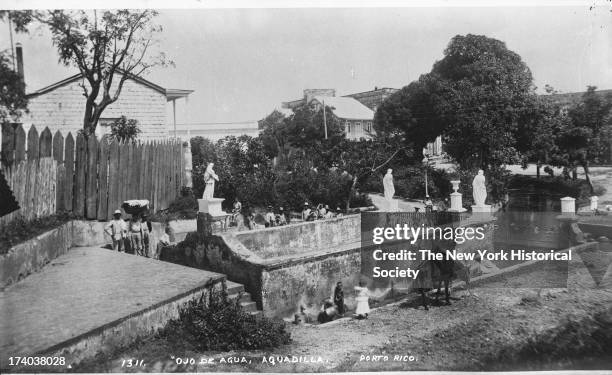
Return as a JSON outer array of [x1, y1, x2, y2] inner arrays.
[[376, 34, 537, 172], [431, 34, 535, 171], [554, 87, 612, 191], [4, 10, 170, 135]]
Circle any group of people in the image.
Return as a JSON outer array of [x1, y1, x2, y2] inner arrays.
[[315, 281, 371, 323], [302, 202, 343, 221], [104, 209, 153, 257]]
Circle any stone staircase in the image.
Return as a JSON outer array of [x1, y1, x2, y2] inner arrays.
[[226, 280, 262, 317]]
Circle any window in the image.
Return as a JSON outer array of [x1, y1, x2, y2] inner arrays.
[[346, 121, 352, 135], [365, 122, 372, 133]]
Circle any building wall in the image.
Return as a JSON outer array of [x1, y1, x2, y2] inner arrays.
[[24, 78, 168, 139], [344, 119, 374, 140], [172, 122, 260, 142]]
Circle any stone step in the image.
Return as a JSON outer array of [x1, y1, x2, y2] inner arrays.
[[226, 281, 244, 295], [240, 301, 258, 313], [225, 280, 262, 315], [228, 291, 253, 303]]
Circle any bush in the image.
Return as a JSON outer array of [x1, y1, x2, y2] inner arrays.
[[149, 189, 198, 222], [361, 165, 453, 201], [159, 289, 291, 351], [507, 175, 605, 206]]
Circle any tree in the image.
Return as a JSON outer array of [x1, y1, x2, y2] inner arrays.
[[6, 10, 170, 135], [258, 110, 290, 161], [555, 86, 612, 191], [284, 104, 344, 151], [109, 116, 141, 144], [374, 74, 451, 158], [320, 138, 412, 209], [0, 52, 27, 123]]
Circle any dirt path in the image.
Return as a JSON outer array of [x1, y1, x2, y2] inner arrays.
[[75, 255, 612, 373]]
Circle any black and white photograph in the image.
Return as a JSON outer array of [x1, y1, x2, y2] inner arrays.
[[1, 0, 611, 373]]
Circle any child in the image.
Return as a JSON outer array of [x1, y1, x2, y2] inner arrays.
[[354, 281, 370, 319]]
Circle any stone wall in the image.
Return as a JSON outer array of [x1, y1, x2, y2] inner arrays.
[[1, 220, 168, 289], [160, 213, 499, 319], [24, 78, 168, 139], [0, 222, 73, 289], [234, 215, 361, 258]]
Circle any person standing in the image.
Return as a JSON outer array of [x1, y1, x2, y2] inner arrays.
[[334, 282, 345, 316], [105, 210, 127, 252], [302, 203, 312, 221], [354, 281, 371, 319], [128, 214, 146, 256], [276, 207, 288, 226], [264, 205, 276, 227]]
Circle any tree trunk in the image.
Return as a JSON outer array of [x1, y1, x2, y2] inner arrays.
[[572, 168, 578, 180], [346, 175, 358, 211], [536, 163, 541, 179], [582, 162, 594, 194]]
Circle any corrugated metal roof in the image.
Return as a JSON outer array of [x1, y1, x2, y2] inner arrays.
[[311, 96, 374, 120]]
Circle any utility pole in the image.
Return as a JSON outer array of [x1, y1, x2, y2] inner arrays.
[[322, 98, 328, 139]]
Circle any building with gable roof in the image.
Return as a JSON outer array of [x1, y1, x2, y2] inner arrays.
[[23, 71, 192, 140]]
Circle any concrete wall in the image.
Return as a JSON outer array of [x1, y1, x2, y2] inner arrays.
[[235, 215, 361, 258], [44, 277, 225, 367], [24, 78, 168, 139], [1, 220, 168, 289], [160, 214, 497, 319], [0, 222, 73, 289]]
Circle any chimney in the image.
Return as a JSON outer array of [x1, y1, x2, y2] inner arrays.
[[15, 43, 24, 89]]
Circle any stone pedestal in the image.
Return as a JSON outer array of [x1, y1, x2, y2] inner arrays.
[[561, 197, 576, 214], [198, 198, 225, 216], [590, 196, 598, 211], [387, 199, 399, 212], [471, 204, 492, 213], [449, 192, 467, 212]]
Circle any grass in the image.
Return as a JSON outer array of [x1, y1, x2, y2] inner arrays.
[[486, 306, 612, 371]]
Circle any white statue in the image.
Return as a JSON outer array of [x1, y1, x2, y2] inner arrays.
[[383, 169, 395, 202], [472, 169, 487, 206], [202, 162, 219, 200]]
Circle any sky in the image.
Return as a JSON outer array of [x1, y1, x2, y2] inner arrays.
[[0, 2, 611, 126]]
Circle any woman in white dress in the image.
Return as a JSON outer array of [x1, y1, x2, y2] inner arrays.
[[354, 281, 370, 319]]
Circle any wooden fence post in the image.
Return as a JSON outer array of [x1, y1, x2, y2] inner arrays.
[[15, 125, 26, 163], [107, 141, 120, 218], [74, 133, 87, 217], [86, 135, 99, 219], [1, 123, 15, 165], [39, 127, 53, 158], [27, 125, 39, 161], [52, 130, 64, 163], [64, 133, 75, 212], [97, 137, 109, 221]]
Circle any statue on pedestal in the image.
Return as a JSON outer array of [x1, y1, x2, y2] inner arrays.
[[383, 169, 395, 202], [472, 169, 487, 206], [202, 163, 219, 200]]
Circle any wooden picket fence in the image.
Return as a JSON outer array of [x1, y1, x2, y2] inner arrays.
[[1, 123, 185, 223]]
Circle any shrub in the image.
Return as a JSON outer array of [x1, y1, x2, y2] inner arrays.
[[361, 164, 452, 201], [159, 289, 291, 351], [149, 189, 198, 222], [109, 116, 141, 144]]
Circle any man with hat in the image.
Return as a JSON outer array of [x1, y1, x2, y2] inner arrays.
[[105, 209, 127, 252], [276, 206, 288, 226], [264, 205, 276, 228], [302, 202, 311, 221]]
